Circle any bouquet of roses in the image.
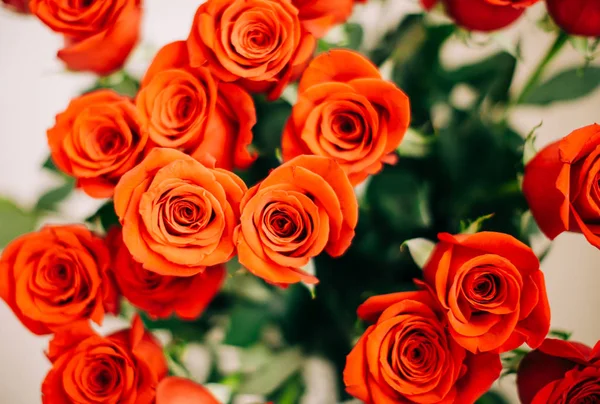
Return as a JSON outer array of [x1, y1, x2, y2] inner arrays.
[[1, 0, 600, 402]]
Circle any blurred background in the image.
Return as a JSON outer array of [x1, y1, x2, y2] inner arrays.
[[0, 0, 599, 403]]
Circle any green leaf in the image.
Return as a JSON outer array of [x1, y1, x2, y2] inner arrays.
[[401, 238, 436, 269], [42, 155, 60, 173], [85, 70, 140, 98], [85, 201, 120, 232], [0, 199, 37, 248], [476, 390, 510, 404], [252, 97, 292, 156], [522, 66, 600, 105], [523, 121, 543, 166], [238, 348, 303, 395], [549, 329, 572, 340], [35, 177, 75, 212], [460, 213, 495, 234], [224, 304, 270, 347], [343, 23, 364, 51]]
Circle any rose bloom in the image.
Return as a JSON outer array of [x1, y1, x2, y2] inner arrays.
[[107, 228, 225, 320], [518, 338, 600, 404], [235, 155, 358, 286], [42, 316, 167, 404], [48, 90, 147, 198], [423, 231, 551, 353], [29, 0, 142, 75], [421, 0, 525, 31], [114, 148, 247, 277], [485, 0, 538, 7], [187, 0, 316, 100], [283, 50, 410, 185], [1, 0, 30, 13], [344, 290, 501, 403], [524, 124, 600, 250], [292, 0, 355, 38], [156, 377, 219, 404], [0, 225, 117, 335], [546, 0, 600, 37], [137, 41, 257, 170]]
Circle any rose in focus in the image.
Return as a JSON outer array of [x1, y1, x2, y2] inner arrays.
[[107, 228, 226, 320], [0, 225, 117, 335], [344, 290, 501, 403], [517, 338, 600, 403], [48, 90, 147, 198], [187, 0, 315, 100], [42, 316, 167, 403], [138, 41, 257, 170], [423, 231, 551, 353], [235, 155, 358, 286], [30, 0, 142, 75], [283, 50, 410, 185], [114, 148, 247, 277]]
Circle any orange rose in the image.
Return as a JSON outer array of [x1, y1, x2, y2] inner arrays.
[[30, 0, 142, 75], [42, 315, 168, 404], [187, 0, 316, 100], [156, 377, 219, 404], [0, 225, 117, 335], [235, 155, 358, 286], [114, 148, 247, 277], [344, 290, 501, 403], [107, 228, 225, 320], [423, 232, 551, 353], [48, 90, 147, 198], [283, 50, 410, 185], [292, 0, 355, 38], [523, 124, 600, 250], [138, 41, 257, 170]]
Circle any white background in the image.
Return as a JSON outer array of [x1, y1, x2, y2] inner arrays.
[[1, 1, 599, 403]]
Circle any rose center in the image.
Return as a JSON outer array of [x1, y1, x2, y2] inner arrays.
[[98, 129, 124, 155], [465, 271, 501, 304]]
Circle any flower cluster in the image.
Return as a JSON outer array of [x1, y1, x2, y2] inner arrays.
[[2, 0, 600, 402]]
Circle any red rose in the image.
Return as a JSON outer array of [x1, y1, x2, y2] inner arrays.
[[423, 232, 551, 353], [0, 225, 118, 335], [30, 0, 142, 75], [1, 0, 30, 13], [421, 0, 525, 31], [138, 41, 257, 170], [42, 315, 168, 403], [517, 338, 600, 404], [546, 0, 600, 37], [344, 290, 501, 403], [523, 124, 600, 250], [292, 0, 355, 38], [107, 228, 225, 320], [156, 377, 220, 404], [187, 0, 316, 100]]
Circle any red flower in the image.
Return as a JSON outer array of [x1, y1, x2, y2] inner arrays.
[[546, 0, 600, 39], [517, 338, 600, 404]]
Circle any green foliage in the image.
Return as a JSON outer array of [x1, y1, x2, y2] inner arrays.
[[238, 348, 303, 395], [522, 66, 600, 105], [476, 391, 510, 404], [85, 201, 120, 233], [35, 177, 75, 212], [401, 238, 435, 269], [0, 199, 37, 248], [84, 70, 140, 98]]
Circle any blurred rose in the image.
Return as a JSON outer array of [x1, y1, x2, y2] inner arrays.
[[156, 377, 219, 404], [546, 0, 600, 38], [421, 0, 526, 31], [30, 0, 142, 75], [1, 0, 30, 13]]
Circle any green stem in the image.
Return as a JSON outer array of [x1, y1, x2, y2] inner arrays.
[[515, 31, 569, 105]]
